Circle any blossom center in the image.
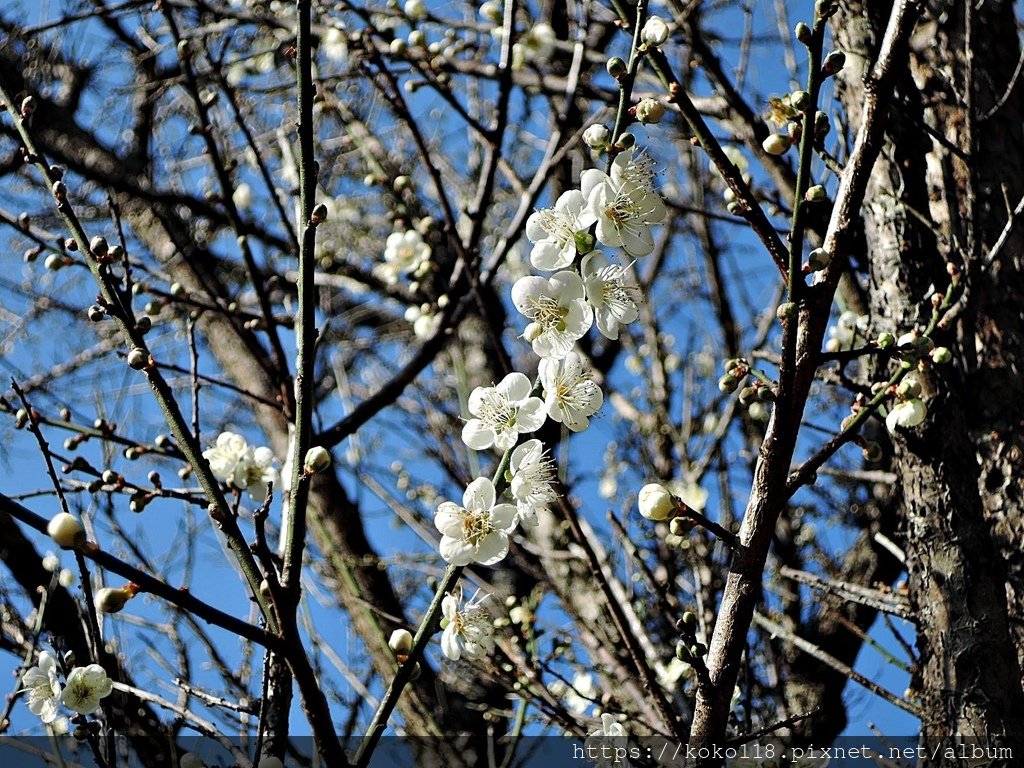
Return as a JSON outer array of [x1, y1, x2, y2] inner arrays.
[[525, 294, 569, 332], [536, 208, 575, 244], [477, 391, 518, 429], [460, 510, 493, 547]]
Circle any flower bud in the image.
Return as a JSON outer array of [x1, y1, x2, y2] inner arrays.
[[931, 346, 952, 364], [89, 236, 108, 258], [638, 483, 674, 521], [815, 110, 830, 137], [20, 95, 36, 116], [862, 441, 883, 462], [94, 583, 139, 613], [762, 134, 791, 156], [808, 247, 831, 271], [479, 1, 502, 22], [180, 753, 206, 768], [897, 378, 922, 398], [634, 97, 666, 125], [127, 348, 149, 370], [717, 374, 739, 393], [776, 302, 798, 321], [310, 203, 328, 225], [583, 124, 610, 149], [738, 386, 758, 405], [823, 51, 846, 75], [805, 185, 827, 202], [681, 610, 698, 630], [615, 132, 635, 150], [257, 758, 284, 768], [408, 30, 425, 48], [676, 641, 692, 661], [88, 305, 105, 322], [48, 512, 86, 549], [791, 90, 812, 112], [726, 201, 744, 216], [669, 517, 693, 536], [304, 446, 332, 474], [389, 628, 414, 656], [404, 0, 426, 21], [795, 21, 812, 44], [641, 16, 670, 47], [877, 332, 896, 349], [606, 57, 627, 78], [44, 253, 65, 271]]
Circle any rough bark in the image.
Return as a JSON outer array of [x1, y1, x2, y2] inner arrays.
[[834, 0, 1024, 755]]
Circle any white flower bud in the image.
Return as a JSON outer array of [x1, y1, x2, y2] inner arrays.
[[638, 483, 675, 521], [94, 584, 139, 614], [634, 97, 666, 125], [48, 513, 86, 549], [303, 446, 332, 474], [762, 134, 791, 156], [641, 16, 670, 48], [389, 628, 414, 655], [583, 124, 611, 149], [258, 758, 285, 768], [404, 0, 426, 21]]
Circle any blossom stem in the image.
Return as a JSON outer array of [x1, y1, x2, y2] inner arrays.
[[673, 499, 739, 548], [353, 562, 464, 768], [608, 0, 649, 148]]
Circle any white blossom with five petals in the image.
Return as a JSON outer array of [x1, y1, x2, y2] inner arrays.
[[21, 652, 62, 724], [581, 149, 666, 257], [539, 351, 603, 431], [434, 477, 518, 566], [581, 252, 640, 340], [511, 271, 593, 359], [509, 439, 558, 527], [441, 590, 494, 661], [462, 372, 545, 452], [203, 432, 279, 502], [60, 664, 113, 715], [525, 190, 597, 271]]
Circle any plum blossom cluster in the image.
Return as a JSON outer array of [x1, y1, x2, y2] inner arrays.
[[203, 431, 279, 502], [20, 651, 113, 732], [432, 133, 666, 663]]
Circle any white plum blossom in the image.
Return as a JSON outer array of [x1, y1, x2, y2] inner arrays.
[[584, 714, 630, 768], [509, 439, 558, 526], [512, 23, 556, 69], [203, 432, 279, 502], [581, 150, 666, 257], [525, 190, 597, 271], [538, 352, 603, 431], [60, 664, 113, 715], [381, 229, 430, 284], [583, 124, 611, 149], [441, 590, 494, 661], [512, 271, 594, 359], [581, 252, 640, 340], [434, 477, 518, 566], [21, 652, 62, 723], [886, 398, 927, 433], [462, 372, 545, 452], [641, 16, 670, 47]]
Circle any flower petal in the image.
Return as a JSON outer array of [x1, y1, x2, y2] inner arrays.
[[463, 477, 496, 512]]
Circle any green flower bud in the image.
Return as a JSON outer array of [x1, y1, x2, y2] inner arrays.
[[931, 346, 952, 364], [791, 90, 812, 112], [606, 57, 627, 78], [823, 51, 846, 75], [718, 374, 739, 393], [795, 22, 812, 44], [805, 185, 827, 202], [808, 247, 832, 270]]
